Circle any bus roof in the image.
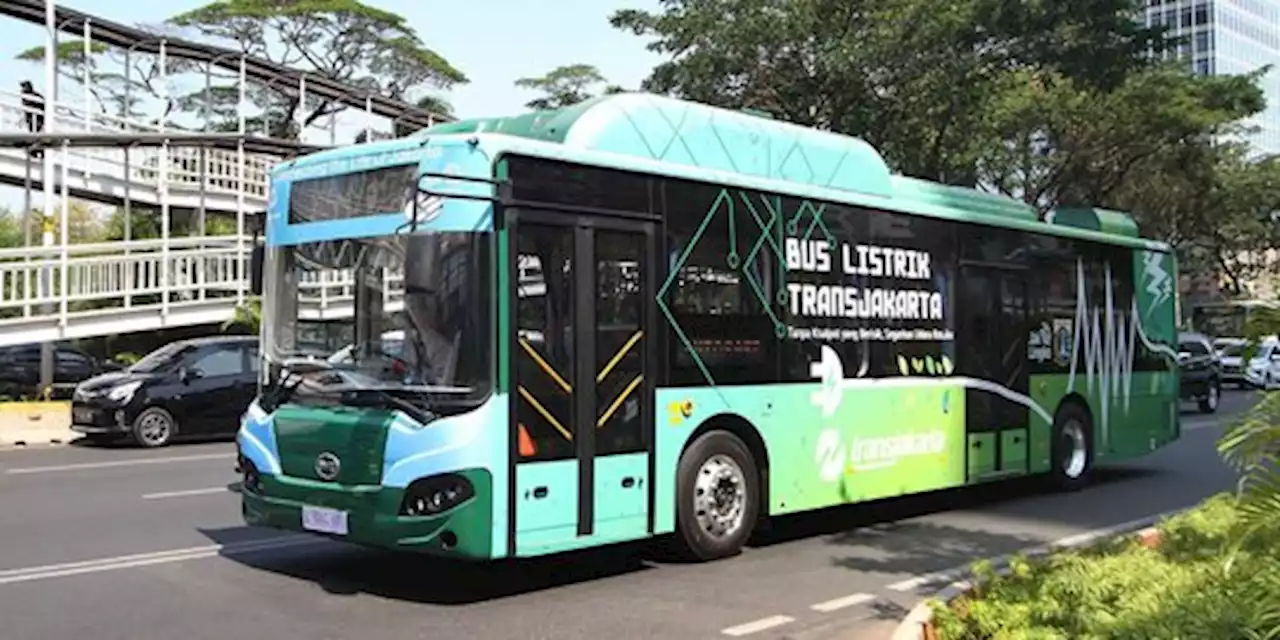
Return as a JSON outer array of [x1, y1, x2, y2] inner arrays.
[[283, 93, 1169, 252]]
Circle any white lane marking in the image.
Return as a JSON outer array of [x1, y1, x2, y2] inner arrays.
[[887, 573, 943, 593], [142, 487, 231, 500], [721, 615, 795, 637], [809, 592, 875, 612], [1183, 419, 1220, 431], [5, 453, 230, 475], [0, 535, 328, 585]]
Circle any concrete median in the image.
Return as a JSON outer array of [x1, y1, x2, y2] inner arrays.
[[0, 402, 79, 448]]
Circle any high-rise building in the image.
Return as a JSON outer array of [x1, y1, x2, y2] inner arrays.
[[1144, 0, 1280, 155]]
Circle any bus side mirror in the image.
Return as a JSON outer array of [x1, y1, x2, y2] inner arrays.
[[249, 245, 265, 296]]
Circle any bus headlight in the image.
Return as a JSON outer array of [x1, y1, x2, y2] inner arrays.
[[400, 473, 474, 516]]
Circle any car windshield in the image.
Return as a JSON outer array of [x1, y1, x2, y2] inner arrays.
[[129, 342, 190, 373], [261, 230, 492, 409], [1179, 340, 1208, 356], [1216, 342, 1245, 357]]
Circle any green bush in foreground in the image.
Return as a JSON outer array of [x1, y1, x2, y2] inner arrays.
[[930, 495, 1280, 639], [932, 391, 1280, 639]]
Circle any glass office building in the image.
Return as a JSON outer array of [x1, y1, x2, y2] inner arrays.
[[1144, 0, 1280, 155]]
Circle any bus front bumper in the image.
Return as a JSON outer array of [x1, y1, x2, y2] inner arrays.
[[240, 469, 493, 558]]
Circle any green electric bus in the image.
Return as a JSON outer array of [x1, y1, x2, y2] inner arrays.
[[236, 93, 1182, 561]]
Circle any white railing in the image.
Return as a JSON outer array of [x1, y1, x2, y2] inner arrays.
[[0, 238, 405, 341], [0, 89, 276, 204], [0, 236, 247, 316]]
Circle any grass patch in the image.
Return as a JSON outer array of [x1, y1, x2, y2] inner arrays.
[[931, 494, 1280, 639]]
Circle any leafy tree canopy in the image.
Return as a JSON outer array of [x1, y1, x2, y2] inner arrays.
[[16, 1, 466, 138], [168, 0, 467, 137], [610, 0, 1168, 183], [515, 63, 624, 110]]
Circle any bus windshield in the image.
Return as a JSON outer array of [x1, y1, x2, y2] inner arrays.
[[261, 230, 492, 406]]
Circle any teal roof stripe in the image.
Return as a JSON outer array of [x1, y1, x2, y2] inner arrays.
[[416, 93, 1164, 252]]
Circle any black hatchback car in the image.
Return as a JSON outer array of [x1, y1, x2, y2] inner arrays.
[[1178, 331, 1222, 414], [70, 335, 260, 447]]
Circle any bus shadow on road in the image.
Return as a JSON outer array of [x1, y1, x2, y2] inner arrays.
[[748, 465, 1162, 577], [198, 525, 657, 605]]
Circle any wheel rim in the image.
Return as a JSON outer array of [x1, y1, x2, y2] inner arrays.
[[1208, 384, 1219, 409], [137, 413, 171, 445], [1059, 419, 1088, 479], [693, 454, 747, 540]]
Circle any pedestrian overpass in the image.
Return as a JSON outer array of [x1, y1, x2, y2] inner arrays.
[[0, 2, 447, 349]]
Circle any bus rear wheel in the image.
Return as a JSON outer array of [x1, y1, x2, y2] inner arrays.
[[1048, 403, 1093, 492], [675, 430, 760, 561]]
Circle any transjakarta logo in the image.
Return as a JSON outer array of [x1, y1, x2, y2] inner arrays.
[[815, 428, 946, 481]]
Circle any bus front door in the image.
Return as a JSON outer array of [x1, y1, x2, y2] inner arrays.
[[509, 211, 656, 556]]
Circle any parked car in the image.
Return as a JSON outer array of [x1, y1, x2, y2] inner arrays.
[[1213, 337, 1250, 388], [1245, 337, 1280, 390], [70, 335, 259, 447], [0, 343, 122, 399], [1178, 331, 1222, 413]]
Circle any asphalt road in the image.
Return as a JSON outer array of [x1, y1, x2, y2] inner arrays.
[[0, 391, 1257, 640]]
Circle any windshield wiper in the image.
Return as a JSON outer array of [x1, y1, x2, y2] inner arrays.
[[334, 387, 435, 425], [259, 355, 335, 411]]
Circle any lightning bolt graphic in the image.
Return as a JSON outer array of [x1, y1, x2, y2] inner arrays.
[[1142, 251, 1170, 316]]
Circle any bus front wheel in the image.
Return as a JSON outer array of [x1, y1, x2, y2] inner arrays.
[[675, 430, 760, 561], [1048, 403, 1094, 492]]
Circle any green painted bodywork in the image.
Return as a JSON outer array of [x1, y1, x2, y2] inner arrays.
[[272, 405, 391, 485], [1050, 207, 1141, 238], [242, 466, 493, 557], [247, 93, 1179, 562]]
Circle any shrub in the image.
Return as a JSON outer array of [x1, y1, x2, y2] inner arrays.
[[113, 352, 142, 365], [932, 390, 1280, 640], [930, 496, 1280, 639]]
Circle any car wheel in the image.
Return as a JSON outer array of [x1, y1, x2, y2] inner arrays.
[[675, 430, 760, 562], [1198, 381, 1220, 414], [131, 407, 177, 448], [1048, 403, 1093, 492]]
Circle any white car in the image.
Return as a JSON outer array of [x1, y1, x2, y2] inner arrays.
[[1214, 337, 1249, 388], [1244, 337, 1280, 390]]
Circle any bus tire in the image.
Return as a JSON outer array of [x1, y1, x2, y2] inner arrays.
[[675, 430, 760, 562], [1048, 402, 1093, 492]]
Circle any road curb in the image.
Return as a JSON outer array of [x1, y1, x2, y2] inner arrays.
[[887, 509, 1181, 640]]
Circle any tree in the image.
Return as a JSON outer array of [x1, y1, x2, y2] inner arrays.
[[1179, 150, 1280, 296], [979, 65, 1266, 214], [0, 202, 113, 248], [0, 208, 23, 248], [514, 63, 624, 110], [166, 0, 468, 138], [101, 207, 239, 241], [610, 0, 1168, 184], [16, 39, 162, 122]]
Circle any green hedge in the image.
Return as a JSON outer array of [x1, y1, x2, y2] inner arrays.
[[931, 495, 1280, 639]]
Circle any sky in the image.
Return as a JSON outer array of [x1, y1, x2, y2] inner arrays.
[[0, 0, 665, 214]]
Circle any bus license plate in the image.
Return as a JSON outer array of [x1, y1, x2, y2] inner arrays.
[[301, 506, 348, 536]]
